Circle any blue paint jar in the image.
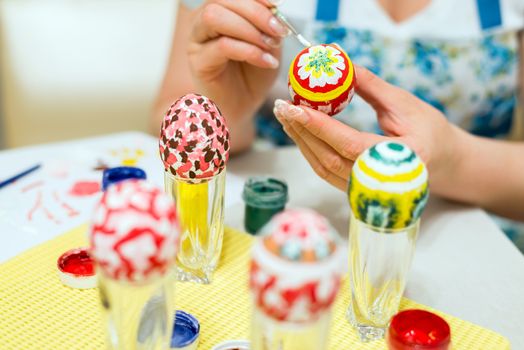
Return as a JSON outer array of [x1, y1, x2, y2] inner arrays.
[[102, 166, 147, 191], [171, 310, 200, 349]]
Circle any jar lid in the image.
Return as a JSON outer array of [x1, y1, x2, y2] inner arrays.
[[211, 340, 250, 350], [387, 309, 451, 350], [101, 166, 147, 191], [171, 310, 200, 349], [242, 177, 288, 209], [57, 248, 97, 289]]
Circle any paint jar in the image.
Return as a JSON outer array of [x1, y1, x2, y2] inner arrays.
[[102, 166, 147, 191], [387, 310, 451, 350], [170, 310, 200, 350], [242, 177, 288, 235], [57, 247, 96, 289], [211, 340, 250, 350]]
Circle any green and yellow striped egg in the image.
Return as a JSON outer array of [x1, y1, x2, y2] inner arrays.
[[349, 141, 429, 229]]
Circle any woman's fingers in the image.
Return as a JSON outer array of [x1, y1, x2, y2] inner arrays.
[[194, 0, 288, 44], [218, 0, 290, 38], [275, 99, 386, 161], [290, 122, 354, 180], [274, 104, 349, 191], [193, 3, 282, 50], [283, 125, 349, 192], [274, 101, 353, 179], [191, 36, 279, 74], [354, 65, 412, 111], [255, 0, 283, 6]]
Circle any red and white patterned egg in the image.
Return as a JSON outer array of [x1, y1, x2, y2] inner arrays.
[[89, 180, 179, 283]]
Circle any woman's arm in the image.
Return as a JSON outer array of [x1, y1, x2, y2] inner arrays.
[[445, 132, 524, 220], [152, 5, 196, 130], [450, 31, 524, 219], [273, 66, 524, 221], [510, 30, 524, 140]]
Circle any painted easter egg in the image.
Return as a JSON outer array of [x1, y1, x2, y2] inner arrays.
[[349, 141, 429, 229], [159, 93, 230, 181], [90, 180, 179, 283], [288, 44, 355, 116], [250, 208, 343, 323]]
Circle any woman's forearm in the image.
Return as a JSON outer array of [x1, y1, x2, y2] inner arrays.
[[436, 127, 524, 220], [151, 5, 196, 133]]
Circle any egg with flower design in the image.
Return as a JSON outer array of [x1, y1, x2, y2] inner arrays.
[[288, 44, 355, 116]]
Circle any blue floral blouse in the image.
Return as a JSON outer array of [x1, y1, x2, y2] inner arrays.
[[311, 25, 519, 138]]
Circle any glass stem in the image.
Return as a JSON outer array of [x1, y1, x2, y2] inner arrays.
[[164, 171, 226, 284], [251, 308, 331, 350], [98, 274, 174, 350]]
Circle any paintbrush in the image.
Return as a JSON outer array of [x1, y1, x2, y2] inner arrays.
[[0, 164, 42, 190], [271, 7, 313, 47]]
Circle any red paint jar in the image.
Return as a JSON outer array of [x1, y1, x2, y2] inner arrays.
[[57, 248, 97, 289], [387, 309, 451, 350]]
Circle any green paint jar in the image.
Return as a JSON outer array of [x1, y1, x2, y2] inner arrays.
[[242, 177, 289, 235]]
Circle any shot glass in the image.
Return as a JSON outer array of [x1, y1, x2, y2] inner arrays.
[[90, 180, 179, 350], [346, 141, 429, 342], [346, 212, 420, 341], [99, 274, 175, 350], [164, 170, 226, 284]]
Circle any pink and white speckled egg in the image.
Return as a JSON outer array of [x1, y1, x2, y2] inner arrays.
[[159, 93, 230, 180], [89, 180, 179, 283]]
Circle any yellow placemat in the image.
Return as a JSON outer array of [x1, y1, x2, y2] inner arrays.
[[0, 225, 510, 350]]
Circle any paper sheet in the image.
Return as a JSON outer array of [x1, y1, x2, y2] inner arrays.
[[0, 132, 245, 263]]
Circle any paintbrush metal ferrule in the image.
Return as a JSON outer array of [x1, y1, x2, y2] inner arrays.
[[271, 7, 312, 47]]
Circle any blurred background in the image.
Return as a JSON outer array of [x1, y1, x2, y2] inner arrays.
[[0, 0, 178, 149]]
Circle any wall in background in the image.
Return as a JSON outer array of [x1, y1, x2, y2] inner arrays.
[[0, 0, 178, 149], [0, 67, 4, 149]]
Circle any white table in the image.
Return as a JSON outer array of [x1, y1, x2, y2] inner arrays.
[[1, 132, 524, 348]]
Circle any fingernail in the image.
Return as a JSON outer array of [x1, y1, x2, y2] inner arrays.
[[273, 106, 284, 122], [274, 99, 288, 115], [286, 105, 308, 123], [274, 99, 309, 124], [269, 16, 290, 37], [268, 0, 284, 5], [262, 53, 279, 68], [262, 34, 281, 48]]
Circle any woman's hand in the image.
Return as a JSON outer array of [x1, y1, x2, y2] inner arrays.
[[188, 0, 289, 150], [273, 65, 464, 195]]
